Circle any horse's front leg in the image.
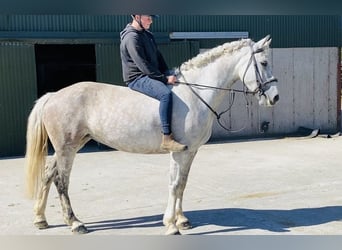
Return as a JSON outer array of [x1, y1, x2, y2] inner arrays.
[[163, 150, 197, 235]]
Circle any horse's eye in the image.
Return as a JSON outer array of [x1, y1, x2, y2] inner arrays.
[[260, 61, 268, 67]]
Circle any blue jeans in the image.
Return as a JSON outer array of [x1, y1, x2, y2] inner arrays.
[[128, 76, 172, 135]]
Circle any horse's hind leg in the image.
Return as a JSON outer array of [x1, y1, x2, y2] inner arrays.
[[53, 150, 88, 234], [163, 150, 197, 235], [33, 155, 57, 229]]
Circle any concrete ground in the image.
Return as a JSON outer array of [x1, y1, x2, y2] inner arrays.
[[1, 136, 342, 235]]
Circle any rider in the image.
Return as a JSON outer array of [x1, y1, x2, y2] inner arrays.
[[120, 14, 187, 152]]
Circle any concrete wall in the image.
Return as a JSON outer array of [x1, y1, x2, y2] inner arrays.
[[211, 47, 341, 139]]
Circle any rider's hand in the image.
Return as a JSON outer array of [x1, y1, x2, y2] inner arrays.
[[167, 75, 177, 85]]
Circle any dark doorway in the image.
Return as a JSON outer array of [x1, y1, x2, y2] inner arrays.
[[35, 44, 96, 97], [35, 44, 108, 151]]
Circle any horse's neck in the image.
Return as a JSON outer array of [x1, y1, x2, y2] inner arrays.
[[178, 51, 242, 112]]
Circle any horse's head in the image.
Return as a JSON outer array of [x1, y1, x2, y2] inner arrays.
[[238, 35, 279, 106]]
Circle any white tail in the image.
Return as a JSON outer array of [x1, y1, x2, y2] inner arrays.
[[25, 93, 53, 199]]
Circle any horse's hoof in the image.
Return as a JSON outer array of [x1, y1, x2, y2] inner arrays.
[[165, 224, 181, 235], [34, 221, 49, 230], [72, 225, 89, 234], [177, 221, 192, 230]]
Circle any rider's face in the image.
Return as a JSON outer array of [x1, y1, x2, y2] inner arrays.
[[136, 15, 153, 30]]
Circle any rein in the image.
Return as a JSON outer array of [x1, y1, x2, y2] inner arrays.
[[175, 81, 257, 95], [176, 80, 250, 132], [176, 80, 246, 132]]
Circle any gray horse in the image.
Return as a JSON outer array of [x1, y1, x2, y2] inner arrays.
[[25, 35, 279, 235]]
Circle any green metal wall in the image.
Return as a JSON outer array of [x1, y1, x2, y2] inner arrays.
[[158, 41, 200, 68], [0, 15, 340, 48], [96, 43, 123, 85], [0, 42, 37, 157], [154, 15, 341, 48]]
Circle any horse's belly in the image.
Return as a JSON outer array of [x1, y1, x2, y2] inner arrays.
[[96, 133, 166, 154], [88, 108, 165, 154]]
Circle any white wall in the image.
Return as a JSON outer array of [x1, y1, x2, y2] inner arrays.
[[211, 47, 340, 139]]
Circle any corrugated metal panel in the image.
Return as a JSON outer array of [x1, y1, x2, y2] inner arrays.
[[0, 15, 130, 32], [0, 15, 340, 47], [0, 42, 37, 157], [95, 43, 123, 85], [159, 41, 200, 68], [154, 15, 341, 48]]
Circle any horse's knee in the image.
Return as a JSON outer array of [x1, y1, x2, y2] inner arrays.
[[46, 156, 57, 175], [54, 171, 69, 193]]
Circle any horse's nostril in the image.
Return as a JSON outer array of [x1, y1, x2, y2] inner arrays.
[[269, 94, 279, 105], [273, 94, 279, 103]]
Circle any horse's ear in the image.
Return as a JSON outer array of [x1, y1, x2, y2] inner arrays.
[[254, 35, 272, 50], [263, 35, 272, 47]]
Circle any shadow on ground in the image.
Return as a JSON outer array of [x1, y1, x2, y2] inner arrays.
[[82, 206, 342, 234]]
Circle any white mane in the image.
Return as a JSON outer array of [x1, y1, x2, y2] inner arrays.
[[180, 39, 252, 72]]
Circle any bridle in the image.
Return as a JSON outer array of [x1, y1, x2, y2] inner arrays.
[[176, 46, 278, 132], [243, 47, 278, 98]]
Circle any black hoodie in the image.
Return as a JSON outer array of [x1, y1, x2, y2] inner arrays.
[[120, 24, 169, 84]]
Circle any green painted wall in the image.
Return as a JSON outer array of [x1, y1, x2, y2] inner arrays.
[[0, 15, 340, 48], [0, 42, 37, 157]]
